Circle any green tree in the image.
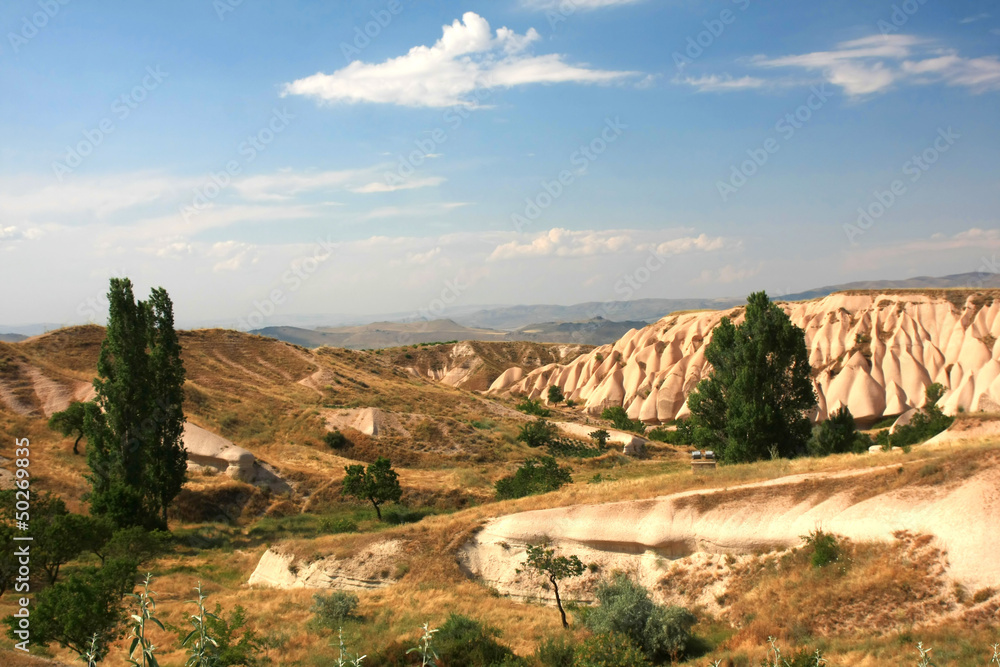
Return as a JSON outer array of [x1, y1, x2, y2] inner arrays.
[[517, 418, 558, 448], [548, 385, 566, 405], [810, 406, 864, 456], [48, 401, 88, 455], [341, 456, 402, 521], [518, 544, 585, 629], [146, 287, 188, 528], [687, 291, 817, 463], [589, 429, 611, 448], [84, 278, 187, 530], [495, 456, 573, 500], [7, 557, 138, 656], [889, 383, 954, 449]]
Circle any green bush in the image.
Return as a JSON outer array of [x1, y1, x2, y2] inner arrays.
[[324, 429, 350, 449], [547, 437, 603, 458], [548, 386, 566, 404], [646, 420, 694, 445], [516, 398, 552, 417], [205, 603, 272, 666], [382, 506, 433, 525], [578, 573, 695, 663], [516, 418, 558, 448], [310, 591, 360, 629], [573, 632, 651, 667], [321, 517, 358, 534], [890, 384, 953, 449], [433, 613, 524, 667], [536, 634, 576, 667], [600, 406, 646, 434], [809, 406, 866, 456], [495, 456, 573, 500], [804, 529, 840, 568]]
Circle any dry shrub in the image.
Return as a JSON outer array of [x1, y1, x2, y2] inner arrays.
[[169, 481, 257, 523]]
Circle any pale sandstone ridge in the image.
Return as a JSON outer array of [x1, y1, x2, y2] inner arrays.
[[459, 462, 1000, 604], [248, 539, 405, 590], [488, 292, 1000, 424]]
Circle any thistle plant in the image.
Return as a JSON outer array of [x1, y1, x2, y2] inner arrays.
[[915, 642, 936, 667], [406, 623, 439, 667], [81, 632, 102, 666], [182, 583, 219, 667], [765, 636, 786, 667], [127, 574, 164, 667], [335, 628, 366, 667], [990, 643, 999, 667]]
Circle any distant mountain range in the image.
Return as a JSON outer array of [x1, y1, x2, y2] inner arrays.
[[777, 271, 1000, 302], [251, 316, 653, 349], [6, 272, 998, 345]]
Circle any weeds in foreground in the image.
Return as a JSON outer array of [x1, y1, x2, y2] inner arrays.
[[127, 574, 164, 667], [405, 623, 439, 666], [916, 642, 937, 667], [181, 583, 219, 667], [335, 628, 366, 666]]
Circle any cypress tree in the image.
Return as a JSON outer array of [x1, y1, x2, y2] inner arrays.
[[84, 278, 187, 529]]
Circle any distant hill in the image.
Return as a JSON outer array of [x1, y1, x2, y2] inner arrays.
[[452, 298, 745, 331], [506, 316, 650, 345], [253, 316, 654, 348], [0, 334, 26, 343], [778, 272, 1000, 302], [252, 319, 508, 349]]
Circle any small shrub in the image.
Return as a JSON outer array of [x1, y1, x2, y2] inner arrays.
[[809, 406, 865, 456], [536, 634, 576, 667], [433, 613, 523, 667], [516, 418, 558, 448], [600, 406, 646, 434], [310, 591, 360, 630], [573, 632, 650, 667], [324, 429, 350, 449], [646, 420, 695, 445], [803, 530, 840, 568], [548, 385, 566, 404], [578, 573, 695, 662], [382, 506, 432, 525], [321, 517, 358, 534], [517, 398, 552, 417]]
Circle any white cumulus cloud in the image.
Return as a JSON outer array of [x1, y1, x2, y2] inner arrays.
[[282, 12, 638, 108]]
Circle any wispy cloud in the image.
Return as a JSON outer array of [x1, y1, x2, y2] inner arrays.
[[675, 74, 769, 92], [487, 228, 729, 261], [282, 12, 638, 108], [750, 34, 1000, 96], [959, 13, 990, 24]]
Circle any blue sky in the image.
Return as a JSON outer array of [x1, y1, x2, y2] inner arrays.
[[1, 0, 998, 328]]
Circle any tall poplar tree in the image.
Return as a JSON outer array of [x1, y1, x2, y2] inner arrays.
[[84, 278, 187, 529]]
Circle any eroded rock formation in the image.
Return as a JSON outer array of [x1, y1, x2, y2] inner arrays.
[[488, 292, 1000, 424]]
